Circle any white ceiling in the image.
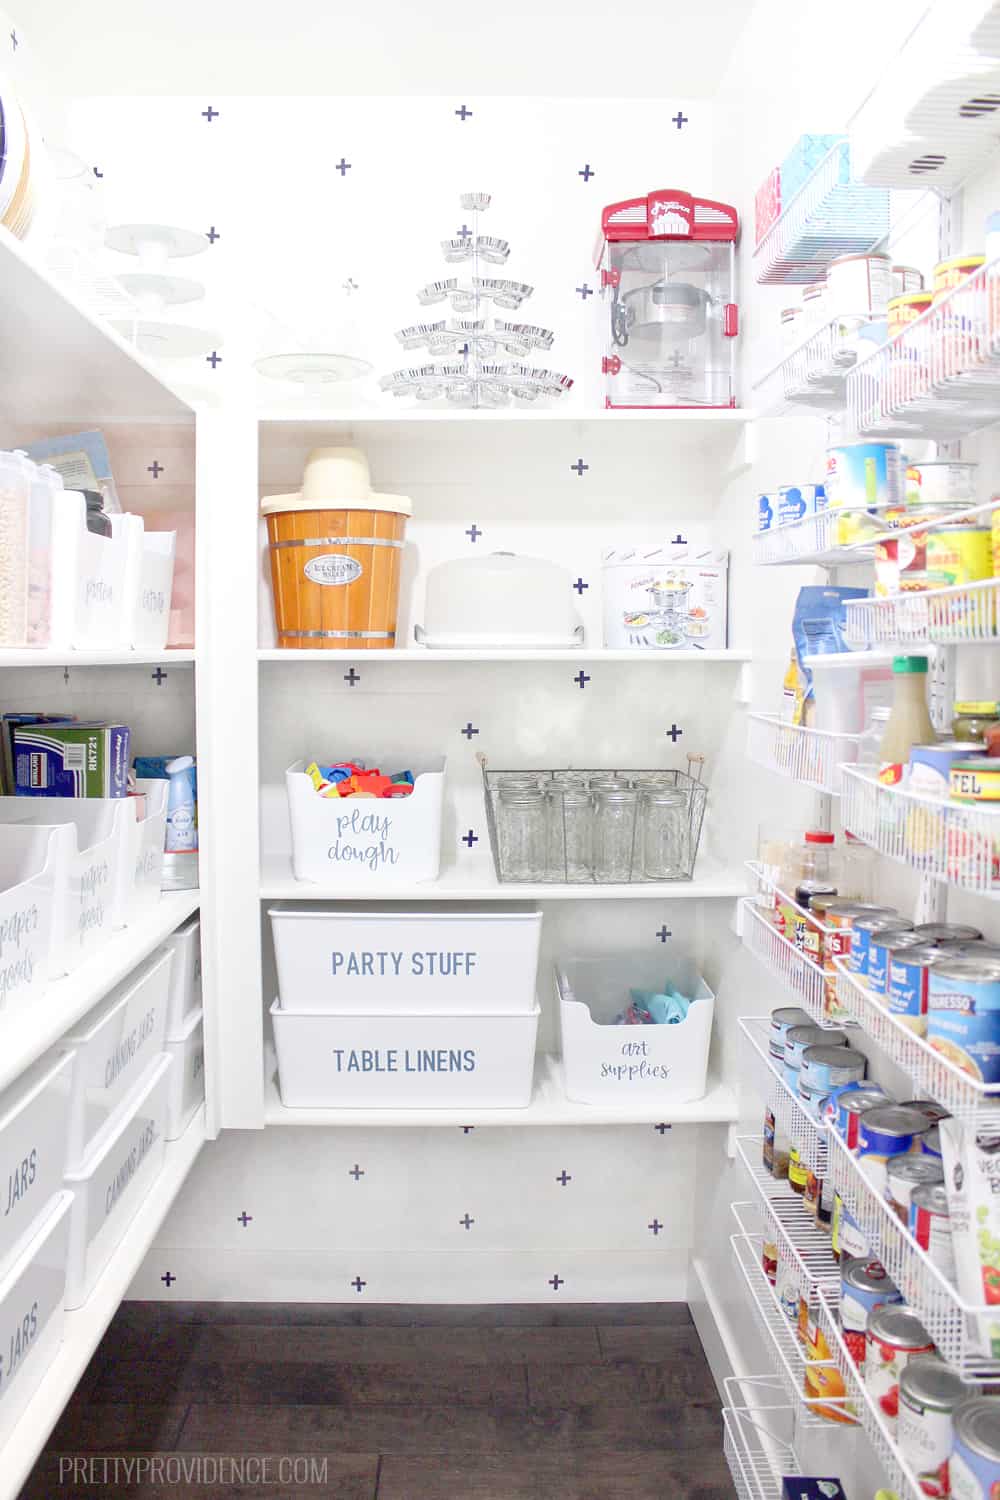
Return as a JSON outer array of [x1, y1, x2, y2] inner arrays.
[[13, 0, 754, 97]]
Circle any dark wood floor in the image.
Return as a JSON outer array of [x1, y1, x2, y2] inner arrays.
[[20, 1301, 735, 1500]]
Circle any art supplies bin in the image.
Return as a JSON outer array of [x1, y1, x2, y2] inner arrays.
[[270, 999, 540, 1108], [268, 905, 541, 1013], [0, 825, 60, 1015], [0, 1192, 73, 1450], [555, 954, 715, 1105], [285, 758, 445, 885]]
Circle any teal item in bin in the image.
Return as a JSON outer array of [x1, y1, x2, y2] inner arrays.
[[624, 984, 694, 1025]]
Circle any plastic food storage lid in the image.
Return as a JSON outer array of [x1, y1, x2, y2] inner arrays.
[[892, 655, 929, 672], [805, 830, 835, 844]]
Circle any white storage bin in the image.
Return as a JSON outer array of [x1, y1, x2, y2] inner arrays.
[[61, 949, 172, 1170], [124, 779, 168, 925], [161, 914, 202, 1034], [0, 825, 59, 1016], [126, 528, 176, 651], [165, 1007, 204, 1139], [270, 998, 540, 1108], [285, 757, 445, 885], [49, 495, 134, 651], [0, 1052, 74, 1281], [803, 651, 894, 737], [63, 1054, 172, 1309], [269, 905, 541, 1014], [0, 797, 134, 973], [555, 955, 715, 1105], [0, 1191, 73, 1450]]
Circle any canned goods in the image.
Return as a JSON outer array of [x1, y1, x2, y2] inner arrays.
[[927, 961, 1000, 1083], [824, 903, 897, 1020], [926, 527, 993, 587], [933, 256, 985, 301], [898, 1355, 970, 1499], [865, 1305, 935, 1433], [826, 444, 905, 512], [910, 1182, 956, 1281], [905, 461, 978, 507], [763, 1103, 790, 1179], [832, 1188, 871, 1263], [886, 1156, 944, 1224], [888, 291, 934, 338], [762, 1237, 778, 1285], [757, 493, 775, 533], [827, 1082, 892, 1148], [789, 1148, 808, 1196], [799, 1076, 832, 1123], [950, 762, 1000, 804], [849, 915, 914, 981], [888, 944, 951, 1035], [770, 1006, 813, 1062], [922, 1125, 942, 1161], [858, 1105, 932, 1195], [914, 924, 984, 946], [892, 266, 925, 297], [827, 252, 893, 318], [801, 1044, 866, 1094], [869, 932, 926, 996], [950, 1396, 1000, 1500], [900, 1101, 952, 1124], [841, 1257, 903, 1368], [785, 1024, 847, 1085]]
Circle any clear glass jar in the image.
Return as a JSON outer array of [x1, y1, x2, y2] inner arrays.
[[497, 785, 546, 881], [640, 788, 690, 880], [589, 773, 634, 793], [545, 785, 593, 882], [593, 788, 639, 883]]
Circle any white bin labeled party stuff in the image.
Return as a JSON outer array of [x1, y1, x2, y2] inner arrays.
[[123, 779, 168, 925], [0, 1052, 74, 1283], [61, 949, 172, 1170], [555, 955, 714, 1105], [63, 1053, 172, 1309], [0, 797, 134, 973], [269, 905, 541, 1014], [285, 757, 445, 885], [165, 1007, 204, 1140], [126, 529, 176, 651], [0, 1191, 73, 1450], [161, 914, 201, 1034], [270, 999, 540, 1108], [0, 825, 59, 1016]]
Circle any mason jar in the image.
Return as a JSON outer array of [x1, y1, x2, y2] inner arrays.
[[544, 784, 594, 882], [497, 785, 546, 881], [640, 788, 690, 881], [593, 787, 639, 883]]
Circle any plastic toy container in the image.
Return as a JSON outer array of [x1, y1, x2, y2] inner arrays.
[[164, 1006, 204, 1139], [0, 1191, 73, 1449], [0, 825, 59, 1015], [555, 954, 715, 1105], [285, 757, 445, 885], [0, 1052, 74, 1282]]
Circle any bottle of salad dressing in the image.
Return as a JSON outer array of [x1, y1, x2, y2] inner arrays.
[[878, 656, 936, 785]]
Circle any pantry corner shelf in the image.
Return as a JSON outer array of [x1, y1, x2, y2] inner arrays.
[[262, 1053, 738, 1127], [0, 1106, 206, 1500], [0, 891, 201, 1096], [257, 647, 752, 665], [0, 648, 197, 669]]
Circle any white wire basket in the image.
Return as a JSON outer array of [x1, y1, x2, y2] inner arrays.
[[752, 508, 883, 567], [723, 1377, 802, 1500], [833, 958, 1000, 1126], [736, 1136, 841, 1303], [742, 898, 828, 1024], [847, 257, 1000, 439], [845, 576, 1000, 648], [748, 713, 867, 796], [840, 763, 1000, 898], [827, 1127, 1000, 1380], [754, 316, 873, 415], [753, 142, 891, 285], [740, 1014, 829, 1175]]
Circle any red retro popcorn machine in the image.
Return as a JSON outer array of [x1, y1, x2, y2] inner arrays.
[[597, 189, 739, 408]]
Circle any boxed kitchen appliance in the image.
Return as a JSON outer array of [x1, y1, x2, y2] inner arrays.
[[601, 540, 729, 650]]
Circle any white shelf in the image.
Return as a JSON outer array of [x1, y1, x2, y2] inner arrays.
[[748, 712, 866, 796], [740, 1014, 829, 1175], [0, 649, 196, 669], [0, 1106, 206, 1500], [0, 892, 200, 1095], [263, 1052, 737, 1126], [0, 227, 193, 426], [260, 851, 748, 902], [258, 647, 751, 664], [722, 1378, 802, 1500], [257, 407, 757, 426]]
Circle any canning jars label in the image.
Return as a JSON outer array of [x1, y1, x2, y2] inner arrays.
[[304, 554, 363, 586]]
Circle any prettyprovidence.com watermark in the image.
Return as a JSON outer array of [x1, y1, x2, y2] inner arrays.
[[57, 1454, 331, 1487]]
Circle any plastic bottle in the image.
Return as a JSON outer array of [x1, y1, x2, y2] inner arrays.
[[165, 755, 198, 852], [838, 832, 877, 903], [878, 656, 936, 786]]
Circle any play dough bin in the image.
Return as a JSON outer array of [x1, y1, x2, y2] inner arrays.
[[285, 758, 445, 885]]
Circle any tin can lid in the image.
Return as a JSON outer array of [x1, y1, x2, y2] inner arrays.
[[842, 1257, 899, 1295], [888, 292, 933, 308], [853, 915, 914, 935], [887, 943, 945, 965], [867, 1304, 932, 1346], [932, 957, 1000, 981], [913, 923, 984, 943], [802, 1044, 865, 1070], [886, 1157, 943, 1187], [771, 1007, 813, 1027], [860, 1105, 931, 1140], [839, 1086, 890, 1114], [900, 1355, 969, 1411], [911, 1182, 949, 1211], [953, 1397, 1000, 1459], [788, 1025, 846, 1049]]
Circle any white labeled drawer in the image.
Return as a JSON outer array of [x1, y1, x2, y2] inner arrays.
[[63, 1054, 172, 1310], [165, 1007, 204, 1140], [0, 1191, 72, 1449], [0, 1052, 74, 1283], [62, 949, 172, 1170], [271, 998, 539, 1108], [269, 906, 541, 1014], [162, 915, 201, 1035]]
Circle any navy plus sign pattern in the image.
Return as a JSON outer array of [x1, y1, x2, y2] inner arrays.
[[666, 724, 683, 742], [151, 668, 167, 686], [206, 225, 220, 243], [549, 1274, 564, 1290], [576, 284, 593, 299], [202, 105, 220, 122], [574, 671, 590, 689], [461, 1125, 474, 1134], [206, 350, 222, 368], [335, 158, 352, 176], [349, 1164, 365, 1180], [161, 1272, 176, 1287], [578, 164, 594, 181], [461, 723, 479, 740], [455, 105, 473, 120], [93, 166, 103, 179], [462, 830, 479, 848], [344, 668, 360, 686], [672, 111, 689, 129], [573, 578, 588, 594], [147, 460, 163, 478], [656, 926, 671, 942], [570, 459, 588, 476], [459, 1214, 474, 1230], [556, 1170, 572, 1186], [648, 1219, 663, 1236], [654, 1123, 670, 1135], [351, 1276, 366, 1293], [237, 1212, 252, 1227], [465, 524, 482, 542]]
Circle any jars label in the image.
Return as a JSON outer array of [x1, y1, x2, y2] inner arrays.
[[304, 554, 363, 587]]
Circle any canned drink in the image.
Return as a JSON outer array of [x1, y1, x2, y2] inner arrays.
[[869, 931, 926, 997], [858, 1105, 932, 1196], [827, 1082, 892, 1148], [898, 1355, 971, 1499], [886, 1156, 944, 1224], [927, 961, 1000, 1084], [801, 1044, 867, 1094], [910, 1182, 956, 1281], [770, 1006, 814, 1062], [841, 1257, 903, 1369], [888, 944, 951, 1035], [950, 1397, 1000, 1500], [849, 915, 913, 981], [832, 1189, 870, 1263], [865, 1305, 935, 1435]]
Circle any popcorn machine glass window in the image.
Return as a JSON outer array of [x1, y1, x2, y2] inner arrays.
[[598, 190, 739, 409]]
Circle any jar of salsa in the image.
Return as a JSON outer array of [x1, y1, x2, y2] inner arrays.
[[952, 701, 1000, 744]]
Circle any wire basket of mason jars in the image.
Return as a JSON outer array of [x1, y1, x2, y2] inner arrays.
[[477, 753, 707, 884]]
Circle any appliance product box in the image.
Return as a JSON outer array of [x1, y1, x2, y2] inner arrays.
[[601, 541, 729, 651]]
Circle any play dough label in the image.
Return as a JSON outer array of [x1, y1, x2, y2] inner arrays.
[[304, 554, 362, 586]]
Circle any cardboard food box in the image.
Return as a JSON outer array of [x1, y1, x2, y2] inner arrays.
[[13, 722, 130, 798], [601, 542, 729, 651]]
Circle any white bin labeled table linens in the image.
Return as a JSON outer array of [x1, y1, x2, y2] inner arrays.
[[556, 955, 714, 1105], [0, 1191, 73, 1450], [269, 906, 541, 1014], [0, 825, 59, 1016], [271, 999, 540, 1108], [285, 757, 445, 885], [63, 1053, 172, 1309], [165, 1007, 204, 1140], [0, 1052, 74, 1282], [62, 948, 172, 1170], [161, 914, 202, 1034]]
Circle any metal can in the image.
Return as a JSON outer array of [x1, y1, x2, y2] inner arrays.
[[869, 931, 926, 997], [886, 1156, 944, 1224], [898, 1355, 971, 1499], [823, 902, 896, 1018], [757, 493, 776, 533], [825, 444, 904, 511], [832, 1188, 871, 1263], [910, 1183, 956, 1281], [888, 944, 951, 1035], [926, 527, 993, 588], [933, 255, 985, 301], [801, 1044, 867, 1094], [827, 252, 893, 318], [900, 1100, 952, 1126], [762, 1237, 778, 1285], [763, 1103, 790, 1179], [864, 1305, 935, 1434], [858, 1105, 932, 1196], [785, 1024, 847, 1088], [927, 961, 1000, 1084], [949, 1397, 1000, 1500], [914, 924, 984, 946], [828, 1082, 892, 1149], [770, 1006, 813, 1063], [921, 1125, 942, 1161], [798, 1077, 832, 1124], [889, 291, 933, 336], [892, 265, 925, 297], [841, 1257, 903, 1369], [950, 762, 1000, 805], [788, 1148, 809, 1196], [849, 914, 913, 981]]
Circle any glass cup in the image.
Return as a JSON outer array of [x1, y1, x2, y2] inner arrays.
[[497, 785, 546, 881], [544, 785, 594, 882], [593, 788, 639, 883], [641, 788, 690, 880]]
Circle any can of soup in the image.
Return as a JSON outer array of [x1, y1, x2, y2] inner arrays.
[[898, 1355, 971, 1498], [888, 943, 950, 1035], [910, 1183, 956, 1281], [927, 961, 1000, 1084], [922, 1125, 942, 1161], [926, 527, 993, 588], [828, 1082, 892, 1148], [869, 931, 926, 997], [865, 1305, 935, 1435], [858, 1105, 931, 1195], [841, 1257, 903, 1369], [889, 291, 933, 337], [785, 1024, 847, 1086], [799, 1077, 832, 1123], [770, 1006, 813, 1063], [914, 924, 984, 946], [886, 1156, 944, 1224], [824, 902, 897, 1019], [801, 1044, 867, 1094], [850, 915, 914, 981], [948, 1397, 1000, 1500]]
